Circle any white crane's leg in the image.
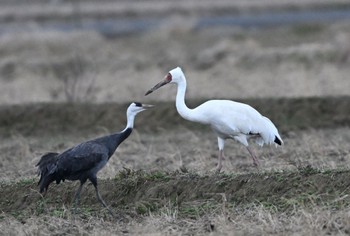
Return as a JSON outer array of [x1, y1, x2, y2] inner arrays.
[[233, 135, 259, 167], [246, 146, 260, 167], [216, 137, 225, 172]]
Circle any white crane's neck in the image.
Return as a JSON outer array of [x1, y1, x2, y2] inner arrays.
[[175, 79, 201, 123]]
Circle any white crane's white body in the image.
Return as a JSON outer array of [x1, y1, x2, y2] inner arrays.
[[185, 99, 282, 147], [146, 67, 283, 171]]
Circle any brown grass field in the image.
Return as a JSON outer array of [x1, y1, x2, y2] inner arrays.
[[1, 0, 350, 235]]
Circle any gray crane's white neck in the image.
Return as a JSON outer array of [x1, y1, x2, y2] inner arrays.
[[125, 114, 136, 130]]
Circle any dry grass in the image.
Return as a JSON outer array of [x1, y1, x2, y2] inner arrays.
[[0, 21, 350, 104], [1, 203, 350, 235], [0, 125, 349, 181], [138, 205, 350, 235]]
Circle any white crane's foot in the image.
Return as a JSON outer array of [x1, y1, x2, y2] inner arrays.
[[253, 159, 260, 170], [180, 165, 188, 173], [215, 164, 223, 173], [253, 159, 259, 166], [246, 147, 260, 169], [215, 150, 225, 173]]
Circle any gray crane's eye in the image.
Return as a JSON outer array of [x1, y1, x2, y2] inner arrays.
[[134, 102, 142, 107]]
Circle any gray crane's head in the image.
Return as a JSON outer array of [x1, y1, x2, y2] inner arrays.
[[127, 102, 153, 118], [145, 67, 185, 95]]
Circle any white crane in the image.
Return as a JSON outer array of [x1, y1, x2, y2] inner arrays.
[[145, 67, 283, 172]]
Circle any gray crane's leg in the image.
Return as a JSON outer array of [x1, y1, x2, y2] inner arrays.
[[89, 176, 114, 217], [72, 179, 86, 214], [246, 146, 260, 167]]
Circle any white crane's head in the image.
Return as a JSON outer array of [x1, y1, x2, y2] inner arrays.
[[145, 67, 185, 96], [127, 102, 153, 117]]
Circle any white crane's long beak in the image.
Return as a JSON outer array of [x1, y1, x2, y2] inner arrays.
[[145, 79, 170, 96]]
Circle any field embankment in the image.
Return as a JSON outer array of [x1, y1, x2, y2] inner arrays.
[[0, 96, 349, 137], [1, 167, 350, 234]]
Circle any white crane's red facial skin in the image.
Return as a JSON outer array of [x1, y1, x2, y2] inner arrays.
[[145, 73, 172, 96]]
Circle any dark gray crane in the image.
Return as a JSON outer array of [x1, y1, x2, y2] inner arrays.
[[36, 102, 152, 216]]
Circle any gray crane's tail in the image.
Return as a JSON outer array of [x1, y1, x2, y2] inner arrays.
[[36, 152, 59, 194]]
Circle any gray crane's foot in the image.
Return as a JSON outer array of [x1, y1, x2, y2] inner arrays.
[[106, 207, 115, 218], [71, 207, 81, 215], [113, 212, 129, 223]]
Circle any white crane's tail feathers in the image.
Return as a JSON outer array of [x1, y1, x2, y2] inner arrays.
[[274, 135, 283, 145]]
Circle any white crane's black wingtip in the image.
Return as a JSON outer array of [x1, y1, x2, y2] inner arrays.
[[274, 136, 282, 145]]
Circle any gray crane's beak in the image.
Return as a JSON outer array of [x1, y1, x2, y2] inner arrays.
[[141, 104, 154, 109], [145, 79, 170, 96]]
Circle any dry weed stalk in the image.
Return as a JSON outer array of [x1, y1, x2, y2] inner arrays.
[[51, 54, 98, 103]]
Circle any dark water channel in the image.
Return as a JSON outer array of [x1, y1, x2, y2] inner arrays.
[[1, 8, 350, 36]]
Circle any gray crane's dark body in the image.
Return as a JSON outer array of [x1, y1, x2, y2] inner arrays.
[[36, 128, 132, 215], [37, 129, 132, 192]]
